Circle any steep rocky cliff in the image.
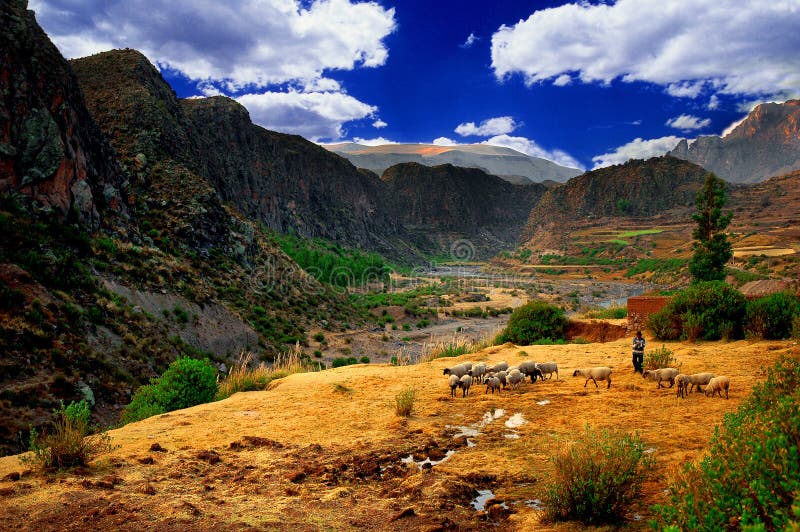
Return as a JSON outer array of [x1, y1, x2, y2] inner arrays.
[[670, 100, 800, 183], [182, 96, 410, 258], [521, 156, 708, 251], [0, 0, 126, 227], [382, 163, 547, 258]]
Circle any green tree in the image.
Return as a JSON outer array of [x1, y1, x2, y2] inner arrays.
[[689, 173, 732, 282]]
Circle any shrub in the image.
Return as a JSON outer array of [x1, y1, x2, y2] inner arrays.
[[543, 426, 653, 525], [313, 332, 325, 342], [500, 301, 567, 345], [793, 315, 800, 339], [22, 400, 113, 471], [643, 344, 677, 371], [648, 281, 746, 341], [331, 357, 358, 368], [359, 356, 370, 364], [395, 386, 416, 417], [744, 291, 800, 339], [122, 357, 218, 423], [654, 355, 800, 531]]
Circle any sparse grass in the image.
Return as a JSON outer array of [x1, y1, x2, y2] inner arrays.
[[643, 344, 678, 371], [420, 334, 477, 362], [584, 306, 627, 319], [394, 386, 416, 417], [216, 344, 308, 400], [332, 383, 353, 394], [543, 425, 654, 525], [21, 400, 114, 471], [616, 229, 663, 238]]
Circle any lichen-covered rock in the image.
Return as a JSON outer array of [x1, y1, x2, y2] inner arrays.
[[0, 0, 126, 227]]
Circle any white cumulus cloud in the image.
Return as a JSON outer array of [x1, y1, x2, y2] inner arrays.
[[490, 0, 800, 100], [372, 119, 388, 129], [460, 32, 479, 48], [484, 134, 583, 170], [455, 116, 518, 137], [30, 0, 396, 142], [591, 136, 685, 169], [352, 137, 397, 146], [237, 90, 377, 141], [432, 137, 460, 146], [666, 114, 711, 131]]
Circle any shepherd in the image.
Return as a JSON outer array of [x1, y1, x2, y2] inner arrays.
[[632, 330, 645, 373]]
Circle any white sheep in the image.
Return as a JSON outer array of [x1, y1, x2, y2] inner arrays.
[[535, 362, 559, 380], [458, 374, 473, 397], [506, 369, 525, 389], [448, 374, 460, 398], [573, 367, 613, 388], [687, 372, 716, 393], [471, 362, 487, 383], [488, 361, 508, 373], [443, 363, 470, 378], [642, 368, 679, 388], [518, 361, 543, 383], [675, 374, 690, 398], [704, 376, 730, 399], [492, 370, 509, 389], [485, 376, 502, 394]]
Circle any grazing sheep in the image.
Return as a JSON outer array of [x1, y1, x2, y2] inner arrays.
[[642, 368, 680, 388], [573, 367, 613, 388], [443, 363, 470, 378], [535, 362, 559, 380], [519, 361, 544, 383], [485, 376, 502, 394], [470, 362, 487, 383], [687, 372, 716, 393], [675, 374, 690, 398], [448, 374, 460, 398], [506, 369, 525, 389], [462, 362, 473, 371], [705, 376, 730, 399], [493, 370, 509, 389], [459, 374, 473, 397], [488, 361, 508, 373]]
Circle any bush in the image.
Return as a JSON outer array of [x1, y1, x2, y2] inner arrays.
[[648, 281, 746, 341], [331, 357, 358, 368], [395, 386, 416, 417], [500, 301, 567, 345], [654, 355, 800, 530], [122, 357, 218, 423], [744, 291, 800, 339], [643, 344, 677, 371], [543, 426, 653, 525], [22, 400, 113, 471]]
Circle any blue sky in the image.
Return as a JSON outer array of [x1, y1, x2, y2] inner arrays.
[[31, 0, 800, 170]]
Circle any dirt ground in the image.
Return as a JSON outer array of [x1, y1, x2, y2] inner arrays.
[[1, 332, 796, 531]]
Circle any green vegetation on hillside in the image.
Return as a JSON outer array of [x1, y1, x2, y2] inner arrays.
[[690, 173, 733, 282], [273, 231, 393, 289], [655, 355, 800, 530], [498, 301, 567, 345]]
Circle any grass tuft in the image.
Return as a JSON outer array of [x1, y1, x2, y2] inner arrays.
[[216, 343, 309, 400], [394, 386, 416, 417]]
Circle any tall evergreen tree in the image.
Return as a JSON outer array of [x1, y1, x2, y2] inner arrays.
[[689, 173, 733, 282]]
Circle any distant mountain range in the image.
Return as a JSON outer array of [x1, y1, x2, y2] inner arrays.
[[670, 99, 800, 183], [323, 142, 583, 184]]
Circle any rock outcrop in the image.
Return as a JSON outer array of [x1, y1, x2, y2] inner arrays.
[[382, 163, 547, 258], [670, 100, 800, 183], [521, 156, 709, 251], [0, 0, 126, 226]]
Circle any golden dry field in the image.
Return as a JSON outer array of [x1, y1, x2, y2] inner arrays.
[[0, 334, 797, 531]]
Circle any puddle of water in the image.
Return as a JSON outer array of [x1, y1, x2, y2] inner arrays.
[[536, 399, 550, 406], [525, 499, 544, 511], [481, 409, 505, 426], [504, 413, 527, 428], [401, 450, 455, 469], [447, 425, 480, 438], [466, 438, 476, 447], [503, 432, 520, 439], [472, 489, 494, 511]]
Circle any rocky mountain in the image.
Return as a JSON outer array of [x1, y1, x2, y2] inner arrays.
[[521, 156, 709, 251], [669, 100, 800, 183], [382, 163, 547, 258], [0, 4, 358, 456], [70, 50, 414, 260], [0, 0, 127, 227], [325, 142, 583, 184]]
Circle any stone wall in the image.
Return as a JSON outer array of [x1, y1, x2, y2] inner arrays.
[[627, 296, 671, 332]]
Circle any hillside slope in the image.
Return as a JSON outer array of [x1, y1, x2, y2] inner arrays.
[[382, 163, 547, 258], [0, 337, 792, 530], [670, 99, 800, 183]]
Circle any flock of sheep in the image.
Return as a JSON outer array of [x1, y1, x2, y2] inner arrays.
[[642, 368, 731, 399], [443, 360, 731, 399]]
